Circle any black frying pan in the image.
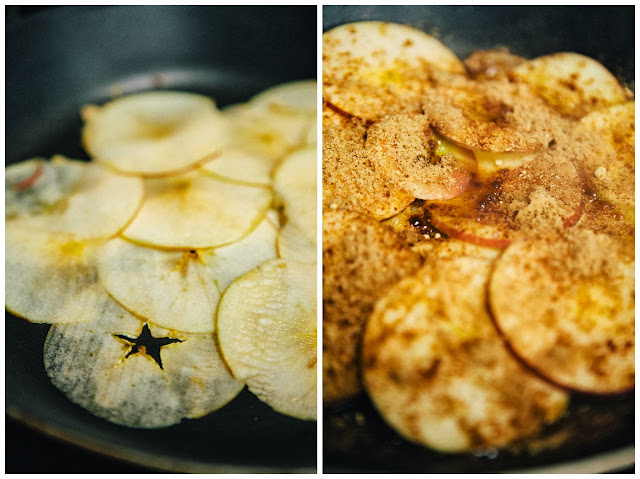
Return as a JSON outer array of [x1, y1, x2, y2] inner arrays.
[[6, 5, 317, 473], [322, 5, 634, 474]]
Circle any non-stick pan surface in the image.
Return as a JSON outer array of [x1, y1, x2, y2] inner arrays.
[[6, 5, 317, 473], [322, 5, 634, 474]]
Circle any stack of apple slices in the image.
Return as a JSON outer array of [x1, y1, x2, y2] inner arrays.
[[6, 82, 317, 427]]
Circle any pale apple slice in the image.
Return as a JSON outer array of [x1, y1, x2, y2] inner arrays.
[[322, 106, 415, 220], [122, 170, 272, 249], [273, 146, 317, 244], [322, 209, 422, 405], [82, 91, 227, 176], [98, 215, 278, 334], [277, 221, 316, 264], [365, 114, 476, 200], [6, 156, 144, 241], [489, 230, 635, 395], [5, 227, 104, 324], [513, 52, 630, 118], [362, 256, 569, 453], [423, 155, 583, 248], [217, 258, 317, 420], [249, 79, 317, 116], [422, 76, 562, 153], [200, 148, 273, 187], [44, 294, 244, 428], [323, 21, 465, 121]]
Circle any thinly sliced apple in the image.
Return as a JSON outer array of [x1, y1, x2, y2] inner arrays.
[[200, 148, 273, 187], [422, 77, 561, 153], [365, 114, 476, 200], [273, 146, 317, 244], [217, 258, 317, 420], [513, 52, 630, 118], [98, 215, 278, 333], [489, 230, 635, 395], [5, 227, 104, 324], [423, 155, 583, 248], [249, 79, 317, 116], [322, 106, 415, 220], [362, 256, 569, 453], [277, 221, 316, 264], [82, 91, 227, 176], [122, 170, 272, 249], [322, 209, 422, 405], [464, 48, 525, 81], [44, 294, 244, 428], [323, 21, 465, 121], [6, 156, 144, 241]]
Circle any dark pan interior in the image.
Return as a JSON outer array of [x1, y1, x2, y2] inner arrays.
[[6, 5, 317, 473], [322, 5, 634, 474]]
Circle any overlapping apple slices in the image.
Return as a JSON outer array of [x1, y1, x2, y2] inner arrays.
[[217, 259, 317, 420], [82, 91, 228, 176], [44, 292, 244, 428], [362, 256, 569, 453]]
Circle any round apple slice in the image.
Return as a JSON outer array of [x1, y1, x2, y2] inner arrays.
[[364, 114, 476, 200], [513, 52, 630, 118], [322, 209, 422, 406], [323, 21, 465, 121], [489, 230, 635, 395], [362, 256, 569, 453], [249, 79, 317, 116], [217, 258, 317, 420], [422, 77, 561, 153], [98, 215, 278, 334], [423, 154, 583, 248], [6, 227, 104, 324], [122, 170, 272, 249], [200, 148, 272, 187], [6, 156, 144, 241], [322, 106, 415, 220], [44, 294, 244, 428], [82, 91, 227, 176], [273, 146, 317, 244]]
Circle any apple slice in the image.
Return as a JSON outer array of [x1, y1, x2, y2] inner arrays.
[[5, 227, 104, 324], [97, 214, 278, 334], [322, 209, 422, 405], [464, 48, 526, 81], [364, 114, 476, 200], [323, 21, 465, 121], [273, 146, 317, 244], [6, 156, 144, 241], [82, 91, 228, 177], [489, 230, 635, 395], [122, 170, 272, 249], [423, 154, 583, 248], [513, 52, 630, 118], [249, 79, 317, 116], [422, 77, 561, 153], [200, 148, 273, 187], [217, 258, 317, 420], [362, 256, 569, 453], [322, 106, 415, 220], [44, 294, 244, 428], [277, 221, 316, 264]]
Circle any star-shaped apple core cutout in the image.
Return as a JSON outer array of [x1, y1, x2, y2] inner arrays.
[[114, 323, 183, 370]]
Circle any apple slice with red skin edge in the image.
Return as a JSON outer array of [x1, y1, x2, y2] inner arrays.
[[364, 114, 476, 200], [362, 256, 569, 453], [422, 77, 562, 153], [217, 258, 317, 420], [199, 148, 272, 188], [323, 21, 465, 122], [489, 230, 635, 395], [322, 106, 415, 220], [322, 209, 423, 406], [512, 52, 630, 119], [423, 154, 584, 249], [122, 169, 272, 249], [82, 91, 228, 177], [44, 293, 244, 428], [6, 156, 144, 241]]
